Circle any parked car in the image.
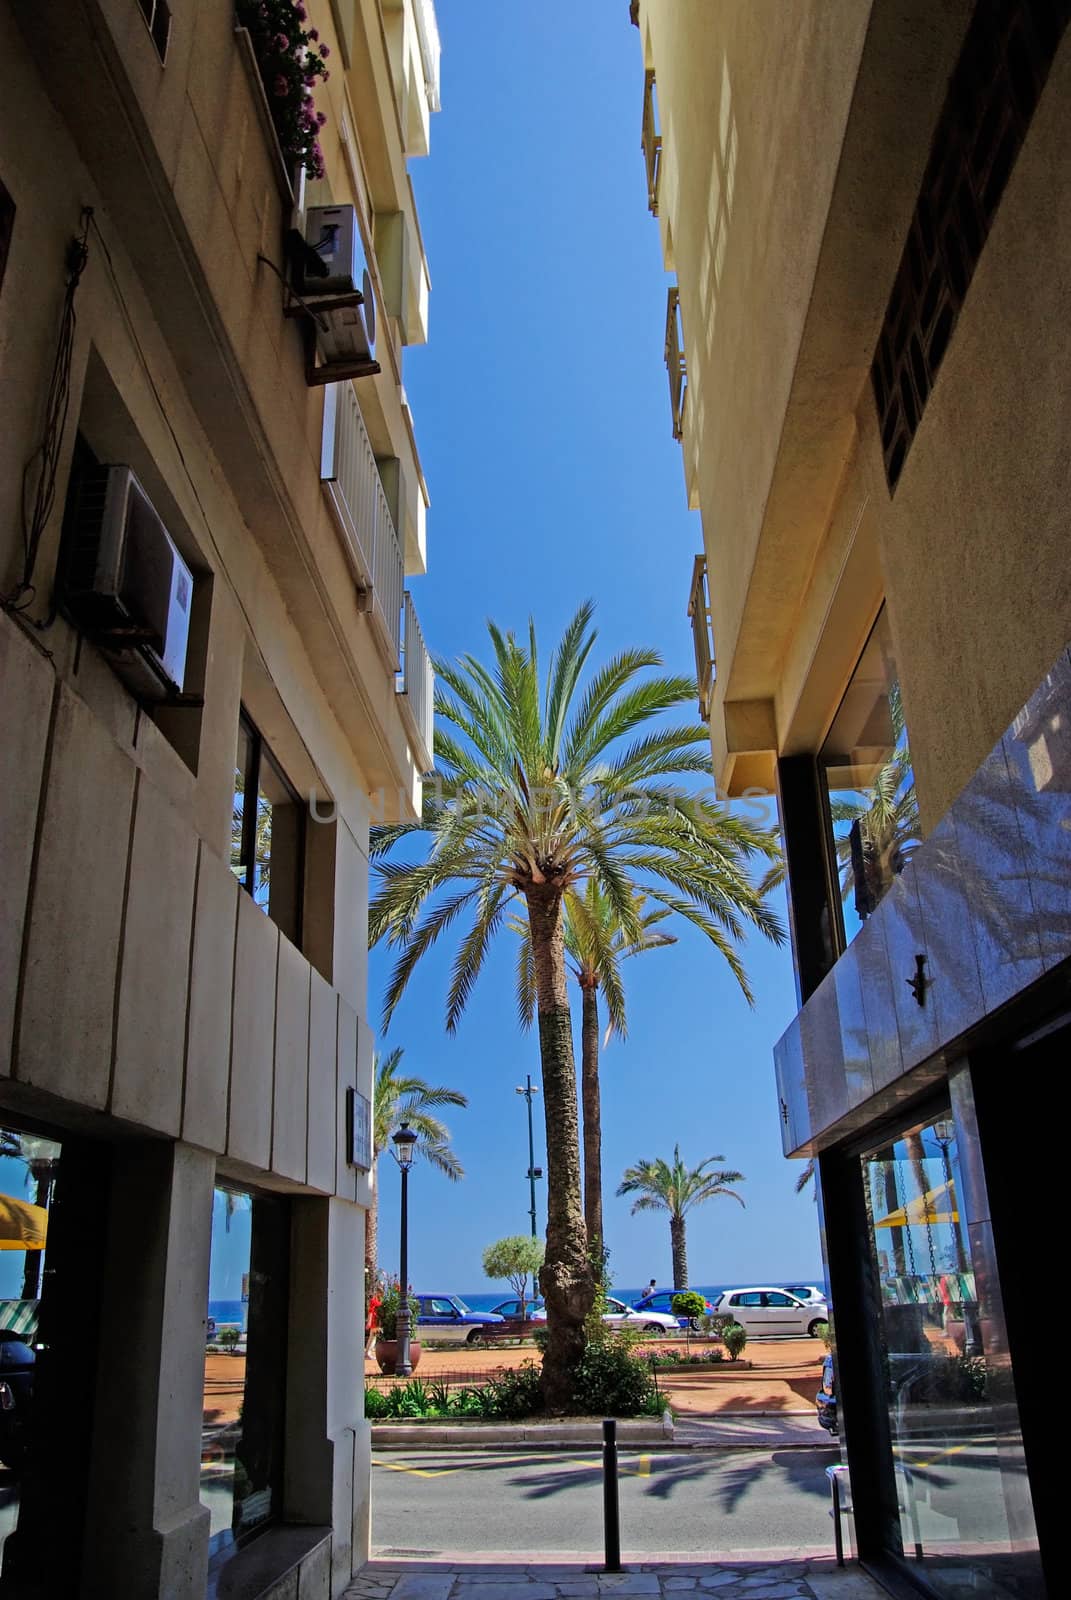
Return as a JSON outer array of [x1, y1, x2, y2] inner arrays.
[[781, 1285, 830, 1310], [413, 1294, 505, 1345], [713, 1286, 830, 1338], [0, 1332, 35, 1470], [815, 1351, 837, 1433], [602, 1296, 678, 1333], [630, 1288, 717, 1327], [489, 1298, 547, 1321]]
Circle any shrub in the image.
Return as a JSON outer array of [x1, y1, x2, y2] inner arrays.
[[671, 1291, 707, 1322], [479, 1362, 544, 1420], [722, 1322, 748, 1361], [375, 1279, 420, 1340], [571, 1339, 659, 1416], [364, 1386, 390, 1419]]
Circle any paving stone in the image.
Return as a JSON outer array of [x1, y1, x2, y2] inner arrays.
[[662, 1583, 699, 1591], [449, 1588, 558, 1600], [595, 1579, 662, 1594], [388, 1578, 457, 1600]]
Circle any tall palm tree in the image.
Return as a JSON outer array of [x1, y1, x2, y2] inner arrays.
[[617, 1145, 746, 1289], [513, 885, 675, 1256], [370, 603, 783, 1408], [368, 1047, 467, 1283]]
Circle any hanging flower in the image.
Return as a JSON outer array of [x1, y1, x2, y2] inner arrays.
[[236, 1, 331, 181]]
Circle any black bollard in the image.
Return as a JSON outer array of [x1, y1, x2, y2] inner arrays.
[[602, 1417, 622, 1572]]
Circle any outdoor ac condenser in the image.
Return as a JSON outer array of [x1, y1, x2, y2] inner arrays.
[[304, 204, 376, 364], [61, 464, 193, 700]]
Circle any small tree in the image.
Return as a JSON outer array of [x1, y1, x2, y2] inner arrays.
[[483, 1235, 546, 1311]]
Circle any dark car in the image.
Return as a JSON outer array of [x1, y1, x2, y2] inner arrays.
[[631, 1289, 717, 1327], [816, 1351, 837, 1434], [0, 1332, 35, 1470], [414, 1294, 505, 1345]]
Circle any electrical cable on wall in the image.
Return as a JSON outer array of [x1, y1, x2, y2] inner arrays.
[[2, 207, 92, 622]]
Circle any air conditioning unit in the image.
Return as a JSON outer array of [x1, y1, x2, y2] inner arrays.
[[60, 465, 193, 700], [304, 204, 376, 365]]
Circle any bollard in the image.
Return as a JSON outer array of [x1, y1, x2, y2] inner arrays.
[[602, 1417, 622, 1572], [826, 1464, 848, 1567]]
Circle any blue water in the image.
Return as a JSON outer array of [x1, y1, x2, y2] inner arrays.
[[208, 1298, 247, 1329]]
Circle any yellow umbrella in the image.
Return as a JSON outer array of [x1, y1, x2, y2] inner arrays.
[[875, 1177, 958, 1229], [0, 1193, 49, 1250]]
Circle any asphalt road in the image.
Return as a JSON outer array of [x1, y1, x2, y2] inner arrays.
[[371, 1446, 841, 1556]]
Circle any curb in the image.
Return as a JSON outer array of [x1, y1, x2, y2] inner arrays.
[[371, 1411, 674, 1447]]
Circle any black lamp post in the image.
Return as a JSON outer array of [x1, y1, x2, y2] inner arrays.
[[515, 1076, 541, 1238], [391, 1121, 418, 1377]]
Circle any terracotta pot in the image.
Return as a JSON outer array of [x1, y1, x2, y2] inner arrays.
[[374, 1338, 422, 1375]]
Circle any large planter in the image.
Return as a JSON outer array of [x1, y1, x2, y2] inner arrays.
[[374, 1338, 422, 1375]]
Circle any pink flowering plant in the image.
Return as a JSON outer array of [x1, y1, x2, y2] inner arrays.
[[237, 1, 330, 180]]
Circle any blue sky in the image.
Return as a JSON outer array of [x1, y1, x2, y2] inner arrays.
[[370, 0, 822, 1296]]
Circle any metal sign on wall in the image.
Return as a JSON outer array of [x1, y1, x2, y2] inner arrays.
[[347, 1088, 372, 1171]]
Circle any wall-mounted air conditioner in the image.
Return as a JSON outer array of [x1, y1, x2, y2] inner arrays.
[[304, 204, 376, 366], [60, 465, 193, 701]]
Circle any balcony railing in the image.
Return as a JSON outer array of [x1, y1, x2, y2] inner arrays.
[[687, 555, 715, 720], [413, 0, 442, 113], [320, 382, 403, 671], [665, 286, 687, 441], [397, 591, 434, 772], [642, 70, 662, 216]]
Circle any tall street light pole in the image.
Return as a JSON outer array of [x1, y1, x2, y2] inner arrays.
[[515, 1075, 541, 1238], [392, 1121, 418, 1377]]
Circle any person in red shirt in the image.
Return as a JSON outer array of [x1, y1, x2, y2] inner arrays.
[[366, 1288, 382, 1358]]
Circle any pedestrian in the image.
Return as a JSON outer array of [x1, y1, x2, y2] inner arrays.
[[646, 1278, 657, 1296], [366, 1285, 382, 1358]]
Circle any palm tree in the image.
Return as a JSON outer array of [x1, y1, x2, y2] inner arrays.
[[370, 603, 783, 1408], [513, 885, 675, 1256], [368, 1047, 467, 1283], [617, 1145, 746, 1289]]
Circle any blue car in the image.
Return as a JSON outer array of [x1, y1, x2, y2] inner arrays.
[[414, 1294, 505, 1345], [631, 1289, 717, 1327]]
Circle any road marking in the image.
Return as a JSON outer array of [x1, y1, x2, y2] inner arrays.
[[373, 1451, 656, 1481], [893, 1440, 972, 1471]]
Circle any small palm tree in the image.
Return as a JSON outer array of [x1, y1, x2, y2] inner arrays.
[[368, 1047, 467, 1283], [370, 603, 782, 1408], [795, 1158, 816, 1197], [513, 885, 675, 1255], [617, 1145, 745, 1289]]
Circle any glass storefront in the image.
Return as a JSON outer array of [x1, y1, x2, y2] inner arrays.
[[0, 1124, 61, 1572], [201, 1185, 289, 1567], [862, 1109, 1043, 1598], [821, 606, 920, 946]]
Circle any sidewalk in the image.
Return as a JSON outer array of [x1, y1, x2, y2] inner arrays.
[[344, 1557, 883, 1600]]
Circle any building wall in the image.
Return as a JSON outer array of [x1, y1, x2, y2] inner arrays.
[[0, 0, 438, 1592]]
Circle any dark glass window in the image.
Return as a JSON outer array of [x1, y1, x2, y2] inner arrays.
[[231, 712, 305, 945], [0, 1124, 62, 1570], [862, 1109, 1042, 1597], [819, 606, 920, 949], [201, 1186, 288, 1566]]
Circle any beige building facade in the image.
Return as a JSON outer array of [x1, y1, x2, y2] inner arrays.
[[0, 1, 439, 1595], [632, 2, 1068, 1596]]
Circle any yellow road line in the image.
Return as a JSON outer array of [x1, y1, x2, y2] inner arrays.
[[373, 1451, 655, 1481]]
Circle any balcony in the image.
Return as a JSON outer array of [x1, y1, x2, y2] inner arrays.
[[413, 0, 442, 114], [687, 556, 715, 719], [642, 69, 662, 216], [320, 382, 404, 672], [665, 286, 687, 441], [398, 591, 434, 773]]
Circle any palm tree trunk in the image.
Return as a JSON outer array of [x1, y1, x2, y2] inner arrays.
[[364, 1159, 379, 1286], [670, 1213, 688, 1291], [527, 884, 595, 1412], [580, 981, 603, 1256]]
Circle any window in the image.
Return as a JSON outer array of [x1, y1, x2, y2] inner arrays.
[[202, 1186, 288, 1568], [861, 1108, 1041, 1597], [0, 177, 13, 297], [763, 1293, 794, 1307], [819, 606, 919, 949], [732, 1293, 762, 1308], [136, 0, 171, 62], [1, 1123, 62, 1572], [231, 712, 305, 946], [872, 0, 1069, 489], [664, 286, 687, 441]]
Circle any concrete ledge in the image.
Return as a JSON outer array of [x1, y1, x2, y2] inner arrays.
[[370, 1412, 674, 1447]]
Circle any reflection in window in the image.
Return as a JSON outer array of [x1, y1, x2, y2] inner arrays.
[[1, 1125, 62, 1570], [201, 1186, 288, 1568], [231, 711, 305, 945], [820, 607, 920, 947], [862, 1113, 1042, 1598]]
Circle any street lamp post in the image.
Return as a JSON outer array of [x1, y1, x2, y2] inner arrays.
[[392, 1121, 418, 1377], [515, 1075, 541, 1238]]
